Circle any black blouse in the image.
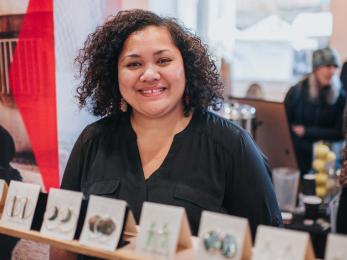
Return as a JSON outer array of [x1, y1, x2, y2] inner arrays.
[[61, 109, 282, 237]]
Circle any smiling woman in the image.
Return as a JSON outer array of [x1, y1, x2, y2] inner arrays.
[[52, 9, 282, 260]]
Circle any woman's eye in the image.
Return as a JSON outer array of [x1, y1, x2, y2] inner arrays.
[[158, 58, 172, 65], [126, 62, 141, 68]]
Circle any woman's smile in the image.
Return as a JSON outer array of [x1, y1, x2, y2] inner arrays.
[[138, 86, 167, 97]]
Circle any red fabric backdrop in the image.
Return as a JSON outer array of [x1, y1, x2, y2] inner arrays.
[[9, 0, 59, 189]]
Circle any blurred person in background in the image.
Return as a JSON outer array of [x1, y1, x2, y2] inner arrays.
[[340, 60, 347, 91], [337, 102, 347, 234], [245, 82, 264, 99], [0, 125, 22, 183], [0, 125, 22, 259], [284, 47, 345, 175], [337, 151, 347, 234]]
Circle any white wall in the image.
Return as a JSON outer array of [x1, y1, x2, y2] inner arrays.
[[331, 0, 347, 61], [0, 0, 29, 15]]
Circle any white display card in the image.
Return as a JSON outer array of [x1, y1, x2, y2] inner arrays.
[[252, 225, 315, 260], [40, 188, 83, 240], [136, 202, 192, 260], [79, 195, 127, 251], [197, 211, 252, 260], [324, 233, 347, 260], [0, 180, 41, 230]]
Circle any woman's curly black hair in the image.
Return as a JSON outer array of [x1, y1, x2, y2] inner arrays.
[[75, 9, 223, 117]]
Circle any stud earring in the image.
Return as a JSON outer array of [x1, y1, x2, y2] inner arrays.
[[119, 98, 128, 112]]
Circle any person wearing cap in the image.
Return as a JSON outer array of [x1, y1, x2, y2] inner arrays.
[[284, 47, 345, 175]]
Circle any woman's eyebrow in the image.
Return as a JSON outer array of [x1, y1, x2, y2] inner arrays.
[[121, 53, 140, 59], [120, 49, 172, 62], [153, 49, 170, 55]]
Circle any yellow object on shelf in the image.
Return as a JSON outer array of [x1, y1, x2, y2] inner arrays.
[[326, 151, 336, 162], [314, 143, 330, 159], [315, 173, 328, 186], [316, 186, 328, 198], [312, 159, 326, 172]]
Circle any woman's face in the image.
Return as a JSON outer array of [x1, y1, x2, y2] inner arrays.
[[314, 65, 337, 87], [118, 25, 186, 119]]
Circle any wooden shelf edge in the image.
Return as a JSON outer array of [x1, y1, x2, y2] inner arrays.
[[0, 224, 148, 260]]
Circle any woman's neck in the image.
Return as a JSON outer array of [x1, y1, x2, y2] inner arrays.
[[130, 110, 192, 137]]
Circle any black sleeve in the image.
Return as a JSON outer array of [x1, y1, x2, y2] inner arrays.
[[60, 133, 85, 191], [223, 130, 283, 239], [61, 126, 99, 192]]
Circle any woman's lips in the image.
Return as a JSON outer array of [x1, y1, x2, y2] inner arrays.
[[138, 87, 166, 96]]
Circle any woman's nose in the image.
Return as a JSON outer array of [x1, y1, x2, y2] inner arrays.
[[140, 66, 160, 82]]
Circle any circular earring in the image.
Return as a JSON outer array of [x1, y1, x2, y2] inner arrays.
[[203, 230, 222, 255], [96, 217, 116, 236], [221, 234, 237, 258]]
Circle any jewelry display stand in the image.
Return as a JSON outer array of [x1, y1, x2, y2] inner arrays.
[[0, 221, 198, 260], [0, 189, 196, 260], [0, 223, 140, 259]]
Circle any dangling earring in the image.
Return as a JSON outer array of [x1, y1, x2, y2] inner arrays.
[[119, 98, 128, 112], [184, 94, 190, 107]]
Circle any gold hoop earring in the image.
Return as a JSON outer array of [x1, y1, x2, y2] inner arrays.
[[119, 98, 128, 112]]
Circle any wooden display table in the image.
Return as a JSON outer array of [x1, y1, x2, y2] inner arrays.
[[0, 223, 196, 260]]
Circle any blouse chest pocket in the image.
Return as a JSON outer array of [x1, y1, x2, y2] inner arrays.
[[173, 183, 221, 211], [84, 179, 120, 197]]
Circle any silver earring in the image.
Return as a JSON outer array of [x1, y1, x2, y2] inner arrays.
[[60, 207, 73, 223], [7, 195, 19, 217], [47, 206, 59, 221]]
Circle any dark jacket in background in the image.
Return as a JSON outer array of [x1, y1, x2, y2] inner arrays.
[[337, 187, 347, 234], [340, 61, 347, 92], [284, 76, 345, 175], [0, 125, 22, 182], [337, 99, 347, 235], [0, 125, 21, 259]]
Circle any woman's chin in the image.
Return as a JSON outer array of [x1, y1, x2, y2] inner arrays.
[[134, 105, 181, 119]]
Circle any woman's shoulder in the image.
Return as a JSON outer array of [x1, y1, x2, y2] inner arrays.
[[78, 114, 122, 144]]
